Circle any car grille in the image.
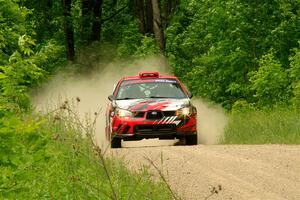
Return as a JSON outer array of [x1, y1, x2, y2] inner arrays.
[[146, 111, 163, 120], [133, 111, 145, 118], [134, 124, 176, 135], [146, 110, 176, 120]]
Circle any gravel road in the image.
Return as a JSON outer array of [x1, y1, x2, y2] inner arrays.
[[111, 142, 300, 200], [31, 61, 299, 199]]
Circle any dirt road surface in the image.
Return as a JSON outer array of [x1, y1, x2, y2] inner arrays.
[[31, 57, 299, 199], [111, 141, 300, 200]]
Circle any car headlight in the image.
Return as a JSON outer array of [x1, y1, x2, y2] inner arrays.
[[176, 107, 193, 117], [116, 108, 133, 117]]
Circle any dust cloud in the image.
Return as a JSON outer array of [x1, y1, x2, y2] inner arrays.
[[192, 99, 228, 144], [31, 55, 227, 147]]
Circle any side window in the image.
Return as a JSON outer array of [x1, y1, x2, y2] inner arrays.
[[112, 84, 116, 92], [113, 81, 122, 96]]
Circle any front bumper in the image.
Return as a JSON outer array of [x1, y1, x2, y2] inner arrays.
[[114, 132, 197, 141], [111, 114, 197, 140]]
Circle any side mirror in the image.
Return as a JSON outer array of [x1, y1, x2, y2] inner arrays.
[[108, 95, 115, 101], [188, 91, 193, 99]]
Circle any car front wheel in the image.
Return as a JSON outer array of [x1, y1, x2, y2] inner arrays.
[[111, 137, 121, 148], [185, 134, 198, 145]]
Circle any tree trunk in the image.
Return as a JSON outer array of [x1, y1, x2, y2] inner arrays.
[[47, 0, 53, 8], [80, 0, 92, 44], [111, 0, 118, 8], [151, 0, 165, 53], [91, 0, 103, 41], [145, 0, 153, 34], [133, 0, 146, 34], [163, 0, 177, 28], [62, 0, 75, 61]]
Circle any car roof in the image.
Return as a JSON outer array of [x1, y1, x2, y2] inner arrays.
[[122, 75, 178, 81], [113, 72, 188, 96], [121, 72, 178, 81]]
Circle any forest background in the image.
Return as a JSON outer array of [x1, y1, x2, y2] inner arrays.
[[1, 0, 300, 198]]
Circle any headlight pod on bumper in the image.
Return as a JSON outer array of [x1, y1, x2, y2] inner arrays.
[[115, 108, 133, 118], [176, 106, 195, 118]]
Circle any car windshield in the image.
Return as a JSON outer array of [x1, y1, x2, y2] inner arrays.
[[116, 79, 187, 100]]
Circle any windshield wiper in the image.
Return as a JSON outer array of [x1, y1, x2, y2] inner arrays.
[[148, 96, 171, 98], [116, 97, 137, 100]]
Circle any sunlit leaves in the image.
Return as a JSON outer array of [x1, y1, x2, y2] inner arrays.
[[166, 0, 300, 109], [289, 42, 300, 108], [0, 114, 48, 197], [0, 0, 27, 59], [18, 35, 35, 56], [290, 42, 300, 81], [0, 72, 6, 79], [0, 0, 65, 112], [249, 52, 290, 106]]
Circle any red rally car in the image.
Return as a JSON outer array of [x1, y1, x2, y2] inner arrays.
[[106, 72, 197, 148]]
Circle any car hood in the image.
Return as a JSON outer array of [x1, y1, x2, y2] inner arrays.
[[114, 98, 190, 112]]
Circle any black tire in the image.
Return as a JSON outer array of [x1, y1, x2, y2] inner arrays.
[[111, 138, 121, 148], [185, 134, 198, 145]]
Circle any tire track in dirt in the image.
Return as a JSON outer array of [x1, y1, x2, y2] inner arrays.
[[30, 55, 299, 199], [111, 144, 300, 200]]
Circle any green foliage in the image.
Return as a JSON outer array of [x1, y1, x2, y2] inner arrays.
[[0, 0, 28, 64], [290, 43, 300, 81], [231, 100, 256, 114], [116, 21, 143, 57], [134, 36, 160, 57], [0, 36, 65, 112], [0, 36, 43, 111], [116, 22, 160, 58], [289, 43, 300, 108], [292, 81, 300, 109], [18, 35, 36, 56], [0, 110, 172, 199], [21, 0, 64, 43], [0, 114, 49, 196], [3, 0, 300, 197], [221, 108, 300, 144], [166, 0, 300, 109], [249, 52, 290, 107], [33, 40, 66, 73], [0, 0, 65, 112], [101, 1, 133, 44], [100, 1, 161, 59]]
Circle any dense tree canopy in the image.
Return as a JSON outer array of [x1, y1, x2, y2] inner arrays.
[[166, 0, 300, 109], [0, 0, 300, 111], [1, 1, 300, 198]]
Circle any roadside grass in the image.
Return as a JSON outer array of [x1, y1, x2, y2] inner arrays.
[[221, 109, 300, 144], [0, 102, 173, 199]]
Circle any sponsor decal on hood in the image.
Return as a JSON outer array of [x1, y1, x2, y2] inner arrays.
[[115, 98, 190, 111]]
